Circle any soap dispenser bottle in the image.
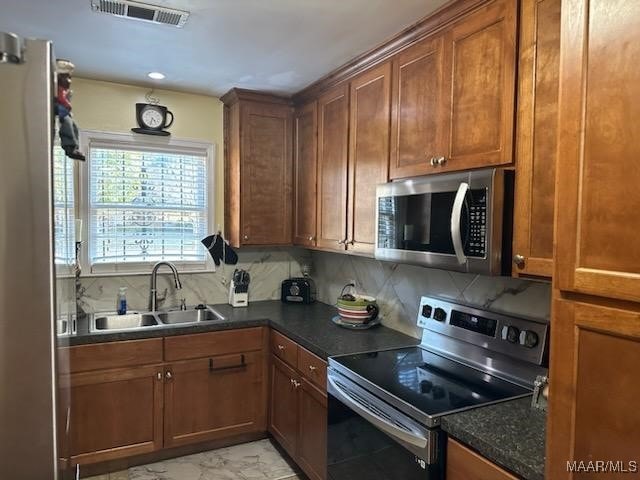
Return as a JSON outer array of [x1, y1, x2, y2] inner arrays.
[[117, 287, 127, 315]]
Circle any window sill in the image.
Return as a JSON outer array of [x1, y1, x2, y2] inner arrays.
[[79, 269, 218, 278]]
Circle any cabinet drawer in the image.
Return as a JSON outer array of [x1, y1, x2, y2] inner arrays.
[[297, 347, 327, 392], [271, 330, 298, 366], [447, 439, 518, 480], [63, 338, 163, 374], [164, 327, 264, 362]]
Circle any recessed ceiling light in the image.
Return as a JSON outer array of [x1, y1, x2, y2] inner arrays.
[[148, 72, 165, 80]]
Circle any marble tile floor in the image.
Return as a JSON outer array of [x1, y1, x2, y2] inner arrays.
[[86, 439, 304, 480]]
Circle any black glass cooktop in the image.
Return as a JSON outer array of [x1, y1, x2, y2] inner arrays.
[[333, 346, 530, 418]]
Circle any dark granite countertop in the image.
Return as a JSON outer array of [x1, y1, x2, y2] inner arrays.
[[441, 397, 546, 480], [61, 300, 419, 359]]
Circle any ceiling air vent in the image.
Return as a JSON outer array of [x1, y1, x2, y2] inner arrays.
[[90, 0, 190, 28]]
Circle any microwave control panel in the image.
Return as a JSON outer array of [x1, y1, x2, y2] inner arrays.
[[466, 192, 487, 258]]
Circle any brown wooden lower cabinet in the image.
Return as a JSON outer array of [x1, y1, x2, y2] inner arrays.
[[62, 364, 164, 466], [268, 332, 328, 480], [164, 351, 267, 449], [446, 438, 518, 480], [62, 328, 327, 479], [62, 328, 268, 468], [269, 355, 300, 457]]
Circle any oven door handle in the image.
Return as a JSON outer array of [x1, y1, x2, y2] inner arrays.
[[328, 375, 428, 449], [451, 182, 469, 265]]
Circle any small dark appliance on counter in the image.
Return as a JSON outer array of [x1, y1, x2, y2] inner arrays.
[[281, 277, 316, 304]]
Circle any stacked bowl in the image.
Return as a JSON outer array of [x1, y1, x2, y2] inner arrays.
[[336, 295, 379, 325]]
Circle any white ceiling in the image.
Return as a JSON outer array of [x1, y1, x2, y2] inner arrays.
[[1, 0, 449, 96]]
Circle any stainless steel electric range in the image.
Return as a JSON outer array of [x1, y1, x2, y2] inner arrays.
[[326, 296, 549, 480]]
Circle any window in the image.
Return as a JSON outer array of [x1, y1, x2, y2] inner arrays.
[[53, 145, 76, 270], [80, 131, 215, 274]]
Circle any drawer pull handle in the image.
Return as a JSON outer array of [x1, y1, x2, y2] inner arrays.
[[165, 371, 173, 380], [277, 344, 285, 351], [290, 378, 301, 389], [308, 365, 317, 372], [209, 354, 246, 372]]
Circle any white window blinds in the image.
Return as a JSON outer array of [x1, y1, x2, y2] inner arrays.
[[53, 145, 75, 267], [87, 144, 209, 272]]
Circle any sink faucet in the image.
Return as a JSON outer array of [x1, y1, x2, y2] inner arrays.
[[149, 261, 182, 311]]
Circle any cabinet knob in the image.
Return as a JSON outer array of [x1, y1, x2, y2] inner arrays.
[[308, 236, 314, 242], [431, 156, 447, 166], [243, 234, 249, 240], [308, 365, 317, 372], [430, 156, 437, 166], [156, 372, 162, 381], [165, 371, 173, 380], [513, 254, 526, 268], [290, 379, 301, 388], [337, 239, 346, 245], [277, 344, 285, 351]]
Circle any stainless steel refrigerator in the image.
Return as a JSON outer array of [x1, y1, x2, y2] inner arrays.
[[0, 32, 75, 479]]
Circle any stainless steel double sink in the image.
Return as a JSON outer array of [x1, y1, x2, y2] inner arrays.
[[88, 305, 227, 334]]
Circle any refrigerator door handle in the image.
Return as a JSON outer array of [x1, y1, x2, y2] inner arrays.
[[0, 32, 24, 64]]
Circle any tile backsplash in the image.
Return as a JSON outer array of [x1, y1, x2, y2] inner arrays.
[[75, 247, 551, 341], [310, 251, 551, 339], [78, 248, 308, 314]]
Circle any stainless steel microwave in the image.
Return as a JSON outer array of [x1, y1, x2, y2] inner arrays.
[[375, 169, 513, 275]]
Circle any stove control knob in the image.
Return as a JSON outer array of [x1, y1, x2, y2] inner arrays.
[[421, 304, 433, 318], [519, 330, 539, 348], [501, 325, 520, 343], [433, 308, 447, 322], [432, 386, 445, 400]]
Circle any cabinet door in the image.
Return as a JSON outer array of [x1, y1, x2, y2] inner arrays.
[[390, 34, 447, 179], [546, 300, 640, 479], [268, 355, 299, 458], [316, 84, 349, 251], [347, 62, 391, 255], [164, 352, 266, 449], [444, 0, 517, 171], [297, 378, 327, 480], [62, 364, 164, 465], [293, 101, 318, 247], [554, 0, 640, 302], [447, 438, 518, 480], [241, 102, 292, 245], [512, 0, 561, 278]]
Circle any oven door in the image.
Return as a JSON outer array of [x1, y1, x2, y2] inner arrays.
[[375, 169, 505, 275], [327, 371, 444, 480]]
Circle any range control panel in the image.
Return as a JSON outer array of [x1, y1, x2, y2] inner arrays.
[[417, 296, 548, 366]]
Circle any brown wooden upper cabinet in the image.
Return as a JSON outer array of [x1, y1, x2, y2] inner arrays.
[[390, 0, 517, 178], [553, 0, 640, 303], [512, 0, 561, 278], [293, 101, 318, 247], [390, 34, 447, 179], [222, 89, 293, 247], [347, 62, 391, 255], [316, 84, 349, 251]]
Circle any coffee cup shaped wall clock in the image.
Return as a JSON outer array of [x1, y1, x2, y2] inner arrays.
[[132, 103, 174, 136]]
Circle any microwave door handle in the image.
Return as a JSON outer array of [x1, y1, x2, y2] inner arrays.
[[451, 182, 469, 265], [328, 375, 428, 449]]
